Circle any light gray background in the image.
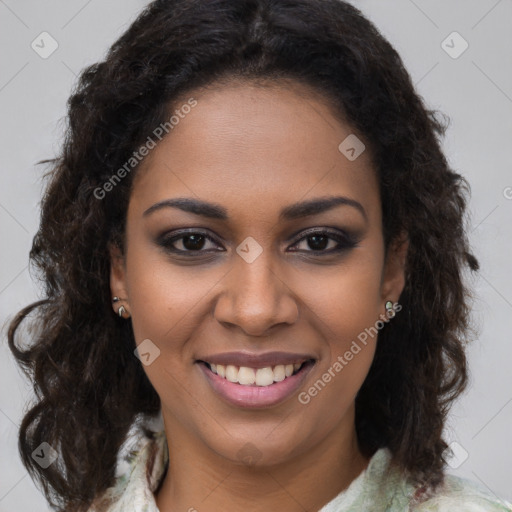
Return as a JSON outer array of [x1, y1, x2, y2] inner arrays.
[[1, 1, 511, 510]]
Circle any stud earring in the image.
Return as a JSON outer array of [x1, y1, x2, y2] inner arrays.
[[385, 300, 395, 318], [112, 297, 129, 318]]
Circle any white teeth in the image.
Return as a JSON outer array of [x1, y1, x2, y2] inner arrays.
[[255, 367, 274, 386], [238, 366, 255, 385], [225, 365, 238, 383], [207, 361, 307, 387], [273, 365, 286, 382]]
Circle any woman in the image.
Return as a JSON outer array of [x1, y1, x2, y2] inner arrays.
[[8, 0, 511, 511]]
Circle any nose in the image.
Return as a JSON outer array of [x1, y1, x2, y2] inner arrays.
[[213, 250, 299, 337]]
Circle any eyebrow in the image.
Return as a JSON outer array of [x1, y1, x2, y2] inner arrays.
[[143, 196, 367, 222]]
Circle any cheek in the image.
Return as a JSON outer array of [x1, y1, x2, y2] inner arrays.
[[295, 247, 383, 404], [123, 249, 206, 419], [299, 246, 385, 343], [125, 242, 214, 345], [296, 271, 381, 431], [123, 239, 222, 404]]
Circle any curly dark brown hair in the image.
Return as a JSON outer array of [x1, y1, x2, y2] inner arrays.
[[8, 0, 479, 510]]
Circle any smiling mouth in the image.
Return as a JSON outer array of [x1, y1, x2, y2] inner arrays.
[[198, 360, 315, 387]]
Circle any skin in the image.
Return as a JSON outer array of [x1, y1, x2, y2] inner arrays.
[[110, 79, 408, 512]]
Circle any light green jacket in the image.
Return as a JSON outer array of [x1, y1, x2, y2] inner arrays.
[[89, 424, 512, 511]]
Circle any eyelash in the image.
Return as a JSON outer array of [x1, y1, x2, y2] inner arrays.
[[157, 228, 359, 257]]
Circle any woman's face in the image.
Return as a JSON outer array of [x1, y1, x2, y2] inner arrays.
[[111, 79, 406, 466]]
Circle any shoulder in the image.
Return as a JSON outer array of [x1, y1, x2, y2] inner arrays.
[[87, 415, 168, 512], [356, 448, 511, 512], [412, 473, 512, 512]]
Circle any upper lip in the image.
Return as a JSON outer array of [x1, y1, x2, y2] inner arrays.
[[197, 351, 315, 369]]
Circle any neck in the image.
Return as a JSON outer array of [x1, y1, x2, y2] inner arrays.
[[155, 408, 371, 512]]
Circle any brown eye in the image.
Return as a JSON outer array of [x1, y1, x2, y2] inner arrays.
[[157, 230, 223, 254], [302, 234, 332, 251], [289, 229, 359, 254], [177, 234, 207, 251]]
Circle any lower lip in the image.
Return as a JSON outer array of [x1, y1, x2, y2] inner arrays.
[[198, 361, 315, 409]]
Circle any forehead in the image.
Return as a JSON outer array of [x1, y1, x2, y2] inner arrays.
[[130, 79, 380, 226]]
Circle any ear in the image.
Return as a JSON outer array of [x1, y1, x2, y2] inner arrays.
[[109, 243, 129, 312], [379, 233, 408, 306]]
